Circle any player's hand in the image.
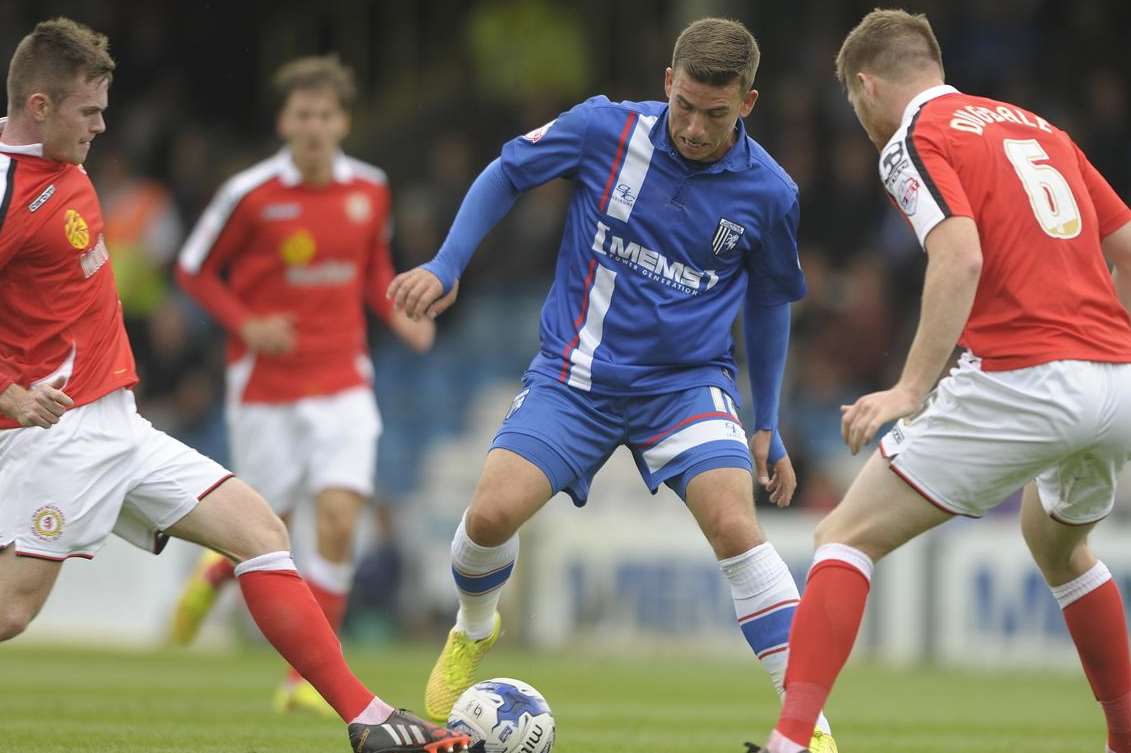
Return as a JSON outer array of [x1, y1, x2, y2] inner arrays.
[[0, 378, 74, 428], [387, 267, 459, 321], [750, 429, 797, 507], [841, 385, 923, 455], [239, 314, 296, 355]]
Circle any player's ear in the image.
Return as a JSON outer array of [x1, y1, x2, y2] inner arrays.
[[740, 88, 758, 117], [27, 92, 50, 123], [664, 67, 673, 99]]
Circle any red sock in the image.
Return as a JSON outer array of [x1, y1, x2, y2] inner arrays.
[[286, 581, 348, 684], [238, 559, 373, 722], [776, 557, 871, 747], [204, 556, 236, 587], [1063, 580, 1131, 752]]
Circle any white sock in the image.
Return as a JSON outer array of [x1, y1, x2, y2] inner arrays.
[[721, 542, 831, 736], [350, 695, 395, 725], [1050, 561, 1111, 608], [450, 510, 518, 639], [767, 729, 809, 753], [303, 551, 355, 595]]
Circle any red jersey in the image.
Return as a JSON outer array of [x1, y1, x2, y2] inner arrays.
[[0, 143, 137, 430], [177, 150, 395, 403], [881, 85, 1131, 371]]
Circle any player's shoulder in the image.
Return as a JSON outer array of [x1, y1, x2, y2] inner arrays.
[[340, 154, 388, 190], [742, 136, 798, 203], [0, 152, 17, 237], [570, 95, 664, 127], [212, 151, 288, 209]]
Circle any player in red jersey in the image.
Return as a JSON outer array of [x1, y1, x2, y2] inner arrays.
[[169, 54, 434, 716], [0, 19, 465, 753], [753, 10, 1131, 753]]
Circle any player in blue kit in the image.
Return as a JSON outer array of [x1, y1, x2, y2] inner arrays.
[[389, 18, 836, 752]]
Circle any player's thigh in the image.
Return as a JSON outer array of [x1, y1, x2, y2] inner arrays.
[[0, 545, 63, 636], [0, 390, 134, 560], [684, 467, 763, 559], [165, 476, 289, 561], [1020, 483, 1097, 586], [302, 387, 381, 501], [482, 374, 623, 530], [314, 487, 365, 557], [815, 451, 954, 562], [228, 401, 306, 515], [465, 448, 555, 547]]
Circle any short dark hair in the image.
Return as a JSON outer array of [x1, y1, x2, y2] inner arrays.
[[672, 18, 760, 93], [7, 18, 115, 108], [273, 54, 356, 110], [836, 8, 944, 91]]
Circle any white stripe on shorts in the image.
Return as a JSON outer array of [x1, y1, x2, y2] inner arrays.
[[642, 419, 747, 473]]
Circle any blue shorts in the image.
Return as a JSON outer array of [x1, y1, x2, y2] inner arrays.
[[491, 372, 752, 505]]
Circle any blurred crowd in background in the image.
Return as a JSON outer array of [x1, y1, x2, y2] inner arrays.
[[4, 0, 1130, 517]]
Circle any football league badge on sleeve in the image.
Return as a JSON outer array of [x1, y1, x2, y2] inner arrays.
[[712, 218, 745, 256]]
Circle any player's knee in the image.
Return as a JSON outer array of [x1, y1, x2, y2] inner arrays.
[[464, 503, 518, 548], [0, 604, 34, 642]]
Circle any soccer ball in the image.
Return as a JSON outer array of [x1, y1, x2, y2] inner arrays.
[[447, 677, 555, 753]]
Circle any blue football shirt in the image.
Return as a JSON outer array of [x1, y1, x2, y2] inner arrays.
[[499, 95, 805, 396]]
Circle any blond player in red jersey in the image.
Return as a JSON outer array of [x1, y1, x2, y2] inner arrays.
[[0, 19, 466, 753], [752, 10, 1131, 753], [170, 55, 434, 716]]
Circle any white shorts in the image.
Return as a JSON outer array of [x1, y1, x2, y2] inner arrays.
[[228, 386, 381, 516], [880, 353, 1131, 524], [0, 389, 232, 560]]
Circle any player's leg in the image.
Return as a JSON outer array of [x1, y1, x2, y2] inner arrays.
[[766, 451, 953, 753], [1024, 480, 1131, 752], [0, 546, 63, 641], [426, 374, 620, 721], [424, 447, 553, 720], [169, 401, 302, 646]]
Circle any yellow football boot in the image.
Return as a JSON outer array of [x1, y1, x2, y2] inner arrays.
[[809, 729, 839, 753], [273, 678, 338, 719], [424, 613, 502, 722], [169, 550, 229, 646]]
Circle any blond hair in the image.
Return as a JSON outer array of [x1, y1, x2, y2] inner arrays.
[[672, 18, 760, 92], [836, 8, 943, 90], [7, 18, 115, 107], [273, 54, 356, 109]]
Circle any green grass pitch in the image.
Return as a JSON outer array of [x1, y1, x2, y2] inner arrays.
[[0, 643, 1103, 752]]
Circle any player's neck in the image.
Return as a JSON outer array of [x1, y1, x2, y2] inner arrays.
[[296, 159, 334, 186], [0, 114, 42, 148]]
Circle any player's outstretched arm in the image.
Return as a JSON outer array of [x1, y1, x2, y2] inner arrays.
[[0, 377, 74, 428], [388, 158, 519, 321], [1102, 220, 1131, 314], [841, 216, 982, 454]]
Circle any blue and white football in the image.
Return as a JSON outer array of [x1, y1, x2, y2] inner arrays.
[[447, 677, 555, 753]]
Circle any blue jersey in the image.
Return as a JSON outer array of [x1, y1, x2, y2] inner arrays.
[[500, 96, 805, 396]]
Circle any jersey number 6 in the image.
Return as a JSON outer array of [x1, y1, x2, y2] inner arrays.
[[1003, 138, 1082, 240]]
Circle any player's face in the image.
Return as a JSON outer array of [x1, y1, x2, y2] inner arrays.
[[664, 66, 757, 163], [40, 75, 108, 164], [278, 87, 349, 170], [846, 75, 888, 149]]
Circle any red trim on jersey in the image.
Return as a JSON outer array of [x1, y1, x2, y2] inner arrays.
[[598, 112, 638, 213], [738, 598, 800, 624], [16, 550, 95, 562], [197, 473, 235, 501], [757, 645, 790, 660], [887, 462, 976, 519], [559, 258, 599, 382], [1050, 510, 1109, 528], [641, 411, 739, 447]]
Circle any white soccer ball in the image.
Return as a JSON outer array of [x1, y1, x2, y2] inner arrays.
[[447, 677, 555, 753]]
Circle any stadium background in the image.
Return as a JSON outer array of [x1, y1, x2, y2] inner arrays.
[[4, 1, 1131, 748]]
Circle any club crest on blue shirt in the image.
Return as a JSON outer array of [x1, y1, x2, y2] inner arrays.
[[712, 218, 745, 256]]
